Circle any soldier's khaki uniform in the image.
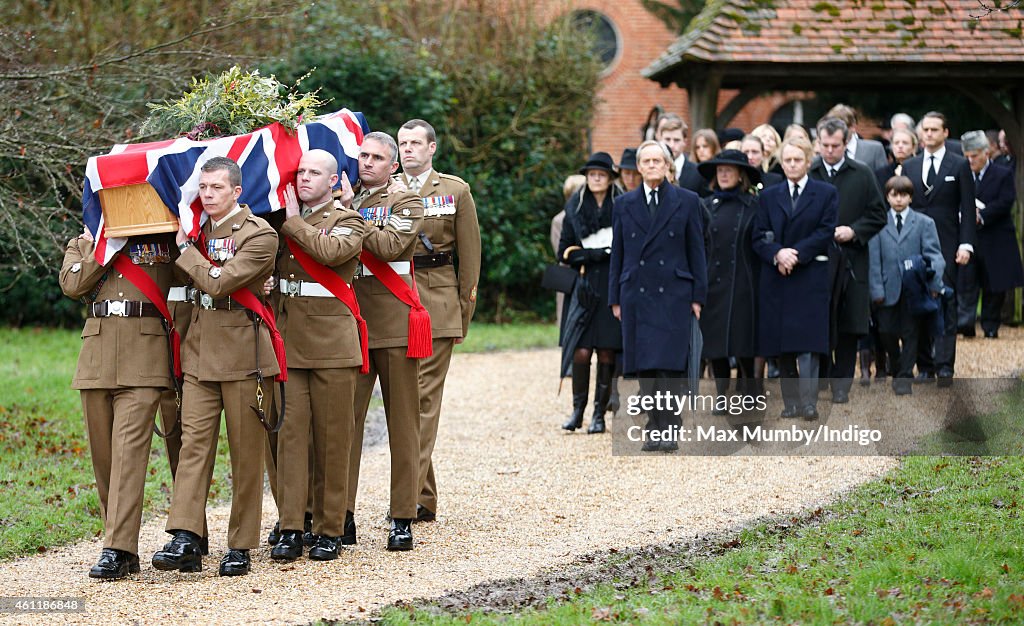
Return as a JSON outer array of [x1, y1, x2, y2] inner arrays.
[[272, 201, 365, 536], [347, 186, 425, 520], [165, 205, 279, 550], [407, 171, 481, 513], [59, 233, 177, 556]]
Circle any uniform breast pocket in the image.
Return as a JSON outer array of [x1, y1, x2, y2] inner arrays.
[[137, 317, 169, 366]]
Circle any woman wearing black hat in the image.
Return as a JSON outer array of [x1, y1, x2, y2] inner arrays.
[[558, 152, 623, 433], [697, 149, 763, 412]]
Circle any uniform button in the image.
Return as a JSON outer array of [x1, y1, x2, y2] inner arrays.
[[716, 261, 721, 266], [669, 231, 675, 237], [712, 227, 718, 233], [658, 287, 664, 293], [640, 287, 645, 293], [289, 255, 295, 260], [639, 260, 645, 266], [117, 273, 123, 278], [631, 232, 636, 238], [289, 274, 295, 279], [118, 292, 123, 297]]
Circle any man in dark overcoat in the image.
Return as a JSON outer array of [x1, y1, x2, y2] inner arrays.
[[901, 112, 976, 386], [609, 140, 707, 452], [956, 130, 1023, 338], [809, 117, 887, 403]]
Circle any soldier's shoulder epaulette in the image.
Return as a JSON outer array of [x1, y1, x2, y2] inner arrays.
[[437, 172, 469, 187]]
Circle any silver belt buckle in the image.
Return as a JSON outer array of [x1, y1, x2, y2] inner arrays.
[[200, 293, 214, 310], [108, 300, 128, 317], [287, 280, 300, 297]]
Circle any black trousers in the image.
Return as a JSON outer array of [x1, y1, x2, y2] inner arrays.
[[877, 297, 919, 380], [828, 332, 861, 395], [709, 358, 756, 397], [777, 353, 820, 410], [637, 369, 685, 434]]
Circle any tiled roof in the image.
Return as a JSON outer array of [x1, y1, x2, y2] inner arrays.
[[645, 0, 1024, 79]]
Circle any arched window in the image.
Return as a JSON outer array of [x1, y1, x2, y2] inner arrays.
[[569, 10, 620, 72]]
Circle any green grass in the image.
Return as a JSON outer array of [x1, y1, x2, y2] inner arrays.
[[455, 323, 558, 353], [0, 327, 231, 559], [381, 377, 1024, 626]]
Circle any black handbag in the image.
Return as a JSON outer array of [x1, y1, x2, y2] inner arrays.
[[541, 264, 577, 293]]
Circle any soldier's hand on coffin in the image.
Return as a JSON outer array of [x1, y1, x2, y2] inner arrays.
[[337, 173, 355, 208], [387, 176, 408, 195], [80, 227, 93, 243], [175, 222, 189, 246], [284, 183, 300, 219]]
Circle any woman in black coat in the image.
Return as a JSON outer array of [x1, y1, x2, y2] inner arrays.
[[558, 152, 623, 434], [697, 150, 762, 413], [752, 137, 838, 420]]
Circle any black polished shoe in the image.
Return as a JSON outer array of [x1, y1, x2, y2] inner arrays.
[[270, 530, 303, 561], [415, 504, 436, 523], [914, 371, 935, 384], [303, 511, 315, 547], [308, 535, 341, 561], [641, 439, 661, 452], [267, 521, 281, 546], [660, 440, 679, 452], [218, 549, 250, 576], [341, 510, 357, 545], [89, 548, 140, 580], [832, 390, 849, 404], [152, 530, 203, 572], [387, 519, 414, 551], [199, 535, 209, 556], [937, 370, 953, 388], [985, 330, 998, 339], [802, 405, 820, 421], [780, 406, 799, 419], [958, 326, 976, 338]]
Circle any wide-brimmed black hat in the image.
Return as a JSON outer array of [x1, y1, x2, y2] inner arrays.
[[697, 149, 761, 185], [619, 148, 637, 171], [579, 152, 619, 178]]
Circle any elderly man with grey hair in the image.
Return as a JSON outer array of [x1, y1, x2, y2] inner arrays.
[[956, 130, 1023, 339]]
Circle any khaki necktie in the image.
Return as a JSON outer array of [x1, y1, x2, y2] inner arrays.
[[408, 176, 422, 193], [352, 188, 370, 210]]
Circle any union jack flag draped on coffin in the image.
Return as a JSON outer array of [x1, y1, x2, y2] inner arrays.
[[81, 108, 370, 266]]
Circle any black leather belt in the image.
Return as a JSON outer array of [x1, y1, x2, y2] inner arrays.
[[413, 251, 453, 269], [90, 300, 161, 318]]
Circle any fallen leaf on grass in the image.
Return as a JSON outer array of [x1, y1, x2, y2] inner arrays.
[[974, 587, 994, 599]]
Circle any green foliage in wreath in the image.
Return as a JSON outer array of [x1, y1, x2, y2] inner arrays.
[[141, 65, 324, 140]]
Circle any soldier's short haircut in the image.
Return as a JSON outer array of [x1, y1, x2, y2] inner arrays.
[[816, 116, 850, 143], [201, 156, 242, 187], [400, 119, 437, 144], [922, 111, 948, 129], [363, 131, 399, 164], [885, 175, 915, 196]]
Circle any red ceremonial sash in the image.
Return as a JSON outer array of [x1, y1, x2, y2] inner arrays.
[[285, 237, 370, 374], [358, 251, 432, 358], [196, 233, 288, 382], [111, 254, 182, 378]]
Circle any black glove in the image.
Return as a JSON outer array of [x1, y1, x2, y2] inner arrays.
[[565, 248, 589, 269], [586, 248, 611, 263]]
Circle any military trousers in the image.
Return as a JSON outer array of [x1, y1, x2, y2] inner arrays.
[[81, 387, 161, 556], [276, 367, 357, 537], [264, 405, 313, 516], [158, 390, 210, 538], [416, 337, 456, 513], [347, 346, 421, 520], [165, 375, 270, 549]]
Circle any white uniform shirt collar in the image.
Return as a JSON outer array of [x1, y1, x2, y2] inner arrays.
[[407, 168, 433, 190], [789, 174, 809, 196]]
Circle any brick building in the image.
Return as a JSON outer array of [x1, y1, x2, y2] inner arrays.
[[541, 0, 799, 160]]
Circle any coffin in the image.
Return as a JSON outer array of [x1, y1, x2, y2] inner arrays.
[[97, 183, 179, 237]]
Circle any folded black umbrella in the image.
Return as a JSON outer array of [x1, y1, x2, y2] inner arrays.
[[688, 310, 703, 413], [560, 269, 598, 379]]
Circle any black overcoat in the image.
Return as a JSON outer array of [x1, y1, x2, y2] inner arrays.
[[752, 179, 838, 356], [809, 158, 887, 335], [699, 189, 760, 359], [976, 162, 1024, 292], [609, 182, 708, 375]]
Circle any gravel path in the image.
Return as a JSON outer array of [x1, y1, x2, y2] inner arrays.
[[3, 329, 1022, 625]]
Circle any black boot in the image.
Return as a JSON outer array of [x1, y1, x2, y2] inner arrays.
[[562, 362, 589, 431], [858, 349, 872, 386], [588, 363, 614, 433], [712, 375, 730, 416], [605, 361, 621, 415]]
